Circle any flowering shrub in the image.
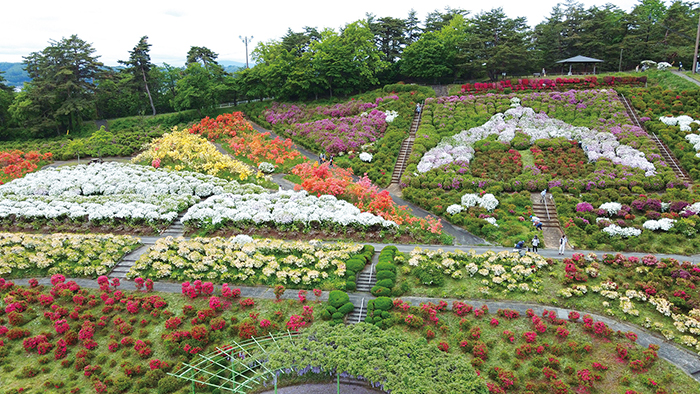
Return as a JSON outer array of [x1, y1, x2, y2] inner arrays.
[[0, 233, 140, 278], [286, 315, 306, 331], [129, 236, 363, 285], [132, 127, 253, 180], [408, 248, 548, 293], [0, 150, 53, 185]]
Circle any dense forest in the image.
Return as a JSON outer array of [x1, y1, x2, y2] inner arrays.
[[0, 0, 698, 138]]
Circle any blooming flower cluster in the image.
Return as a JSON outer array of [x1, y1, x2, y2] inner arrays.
[[601, 224, 641, 238], [0, 162, 255, 198], [127, 237, 362, 284], [359, 152, 373, 163], [660, 115, 700, 132], [0, 194, 198, 223], [182, 189, 397, 230], [408, 248, 549, 293], [448, 193, 499, 217], [0, 232, 140, 277], [642, 218, 676, 231], [132, 128, 253, 180]]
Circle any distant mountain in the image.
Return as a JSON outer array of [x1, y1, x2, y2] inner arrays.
[[0, 62, 30, 88], [219, 60, 248, 74], [0, 60, 249, 89]]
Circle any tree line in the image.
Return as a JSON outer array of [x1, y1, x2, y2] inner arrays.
[[0, 0, 697, 138]]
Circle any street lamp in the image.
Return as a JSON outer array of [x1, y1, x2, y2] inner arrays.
[[693, 11, 700, 74], [239, 36, 253, 69]]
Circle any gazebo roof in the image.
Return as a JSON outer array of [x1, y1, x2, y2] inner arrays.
[[556, 55, 605, 64]]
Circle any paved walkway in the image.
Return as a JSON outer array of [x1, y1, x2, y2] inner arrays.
[[9, 275, 700, 382], [671, 70, 700, 87]]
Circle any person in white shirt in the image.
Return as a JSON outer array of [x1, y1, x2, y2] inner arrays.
[[559, 235, 567, 255], [532, 235, 540, 253]]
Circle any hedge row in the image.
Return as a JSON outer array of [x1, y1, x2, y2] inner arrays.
[[345, 245, 375, 291], [371, 246, 398, 296]]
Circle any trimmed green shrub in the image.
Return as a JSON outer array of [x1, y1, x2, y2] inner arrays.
[[332, 312, 344, 320], [320, 309, 332, 320], [374, 297, 393, 311], [346, 259, 365, 273], [375, 262, 396, 273], [371, 286, 391, 296], [345, 282, 356, 291], [376, 279, 395, 289], [328, 290, 350, 308], [376, 271, 397, 281], [337, 302, 355, 315]]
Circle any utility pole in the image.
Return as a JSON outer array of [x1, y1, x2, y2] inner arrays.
[[694, 11, 700, 74], [619, 48, 623, 72], [239, 36, 253, 69]]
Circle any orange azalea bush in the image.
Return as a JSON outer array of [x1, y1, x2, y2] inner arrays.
[[291, 162, 352, 197], [228, 131, 301, 166], [291, 162, 443, 233], [0, 150, 53, 185], [189, 112, 253, 140], [190, 113, 303, 169]]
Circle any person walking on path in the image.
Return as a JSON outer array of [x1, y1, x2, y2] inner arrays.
[[559, 234, 567, 255], [416, 103, 421, 114], [540, 189, 547, 203], [532, 235, 540, 253]]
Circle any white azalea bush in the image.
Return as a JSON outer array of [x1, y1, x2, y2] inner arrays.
[[643, 218, 676, 231], [0, 232, 140, 278], [602, 224, 642, 238], [0, 194, 198, 224], [182, 189, 397, 233], [0, 162, 265, 232], [258, 162, 276, 173], [0, 162, 261, 198], [407, 248, 549, 293], [359, 152, 373, 162], [459, 193, 499, 212], [384, 110, 399, 123], [127, 236, 363, 287]]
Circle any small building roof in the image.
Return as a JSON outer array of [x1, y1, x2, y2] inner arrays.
[[556, 55, 605, 64]]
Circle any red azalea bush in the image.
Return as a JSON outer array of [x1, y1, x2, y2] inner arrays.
[[0, 150, 53, 185]]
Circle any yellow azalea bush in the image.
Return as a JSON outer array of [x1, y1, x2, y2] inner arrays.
[[132, 127, 254, 180], [0, 233, 141, 278], [127, 236, 363, 288]]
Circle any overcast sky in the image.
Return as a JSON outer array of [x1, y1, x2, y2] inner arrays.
[[2, 0, 642, 66]]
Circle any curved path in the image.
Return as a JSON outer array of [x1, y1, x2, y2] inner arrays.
[[671, 70, 700, 87]]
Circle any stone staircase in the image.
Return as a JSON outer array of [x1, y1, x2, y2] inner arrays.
[[619, 94, 691, 183], [108, 245, 151, 279], [389, 109, 422, 187], [109, 211, 188, 279], [159, 211, 187, 238], [346, 253, 377, 324], [530, 192, 567, 250]]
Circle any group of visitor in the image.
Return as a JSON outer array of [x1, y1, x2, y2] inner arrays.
[[318, 153, 334, 167]]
